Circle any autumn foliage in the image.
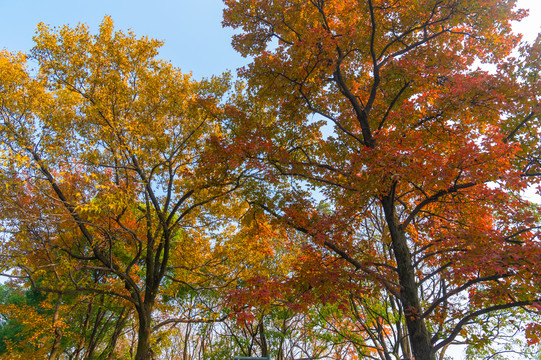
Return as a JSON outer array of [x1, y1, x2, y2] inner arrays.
[[0, 17, 249, 360], [0, 1, 541, 359], [222, 0, 541, 359]]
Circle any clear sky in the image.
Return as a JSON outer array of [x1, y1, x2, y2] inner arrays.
[[0, 0, 539, 80], [0, 0, 247, 79]]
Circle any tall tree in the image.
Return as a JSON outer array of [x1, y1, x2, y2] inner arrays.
[[0, 17, 244, 360], [223, 0, 541, 359]]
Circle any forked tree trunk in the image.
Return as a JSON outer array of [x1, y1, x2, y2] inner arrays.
[[381, 195, 436, 360]]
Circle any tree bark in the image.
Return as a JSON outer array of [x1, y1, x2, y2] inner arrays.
[[135, 303, 155, 360], [259, 321, 268, 358], [381, 194, 435, 360], [48, 294, 63, 360], [105, 307, 127, 360]]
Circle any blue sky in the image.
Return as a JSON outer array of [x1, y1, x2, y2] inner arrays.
[[0, 0, 248, 79], [0, 0, 539, 80]]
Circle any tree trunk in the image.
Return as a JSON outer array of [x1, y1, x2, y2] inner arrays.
[[182, 322, 192, 360], [48, 294, 63, 360], [259, 321, 268, 358], [105, 307, 127, 360], [134, 304, 155, 360], [381, 195, 436, 360], [74, 302, 92, 359]]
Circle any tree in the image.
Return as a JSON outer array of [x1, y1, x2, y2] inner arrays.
[[223, 0, 541, 359], [0, 17, 245, 360], [0, 283, 53, 358], [0, 281, 130, 359]]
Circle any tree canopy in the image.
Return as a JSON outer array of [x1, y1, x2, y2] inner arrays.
[[222, 0, 541, 359], [1, 1, 541, 359], [0, 17, 253, 359]]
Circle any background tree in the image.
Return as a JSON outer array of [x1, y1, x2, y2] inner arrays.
[[0, 281, 132, 359], [0, 283, 53, 359], [223, 0, 541, 359], [0, 17, 246, 360]]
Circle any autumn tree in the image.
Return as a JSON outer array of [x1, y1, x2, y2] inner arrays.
[[223, 0, 541, 359], [0, 283, 54, 358], [0, 281, 130, 359], [0, 17, 247, 360]]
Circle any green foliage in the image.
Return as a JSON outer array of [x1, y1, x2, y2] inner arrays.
[[0, 283, 48, 355]]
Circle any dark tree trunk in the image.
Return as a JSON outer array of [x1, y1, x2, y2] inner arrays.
[[134, 303, 155, 360], [381, 194, 436, 360], [259, 321, 268, 358], [105, 307, 128, 360]]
